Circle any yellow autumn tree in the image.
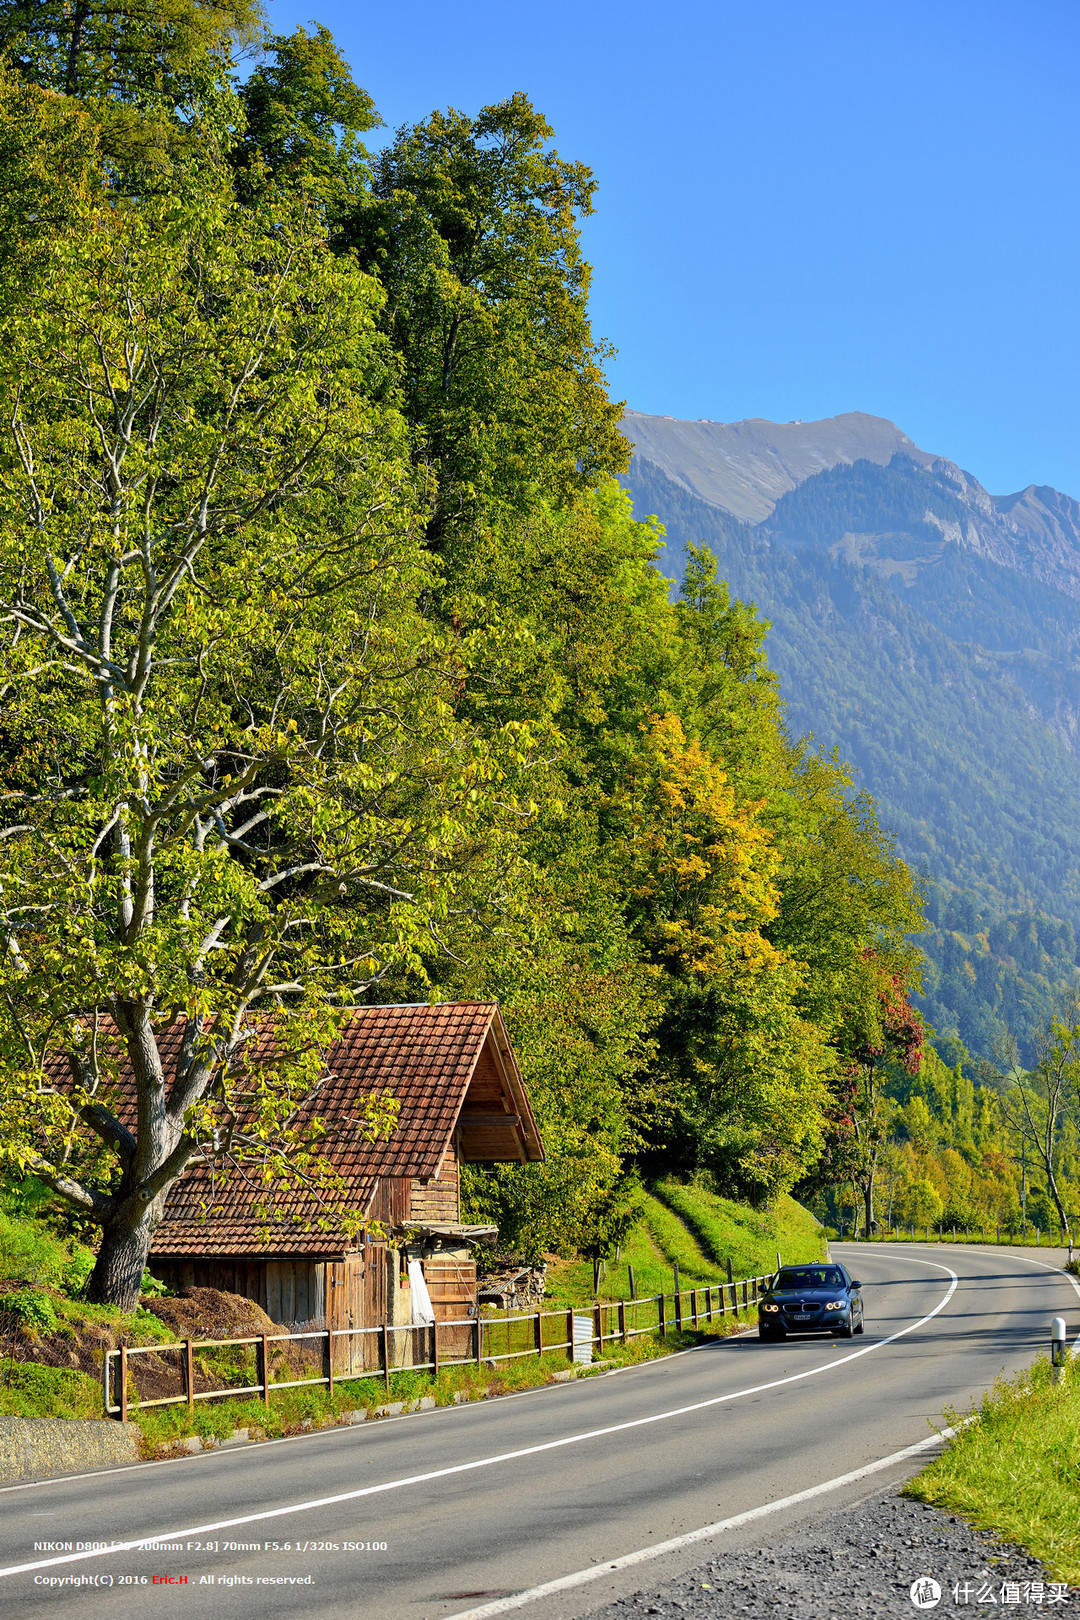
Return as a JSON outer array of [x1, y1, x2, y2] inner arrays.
[[628, 714, 832, 1201]]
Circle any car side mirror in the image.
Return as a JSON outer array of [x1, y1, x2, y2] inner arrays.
[[850, 1280, 862, 1289]]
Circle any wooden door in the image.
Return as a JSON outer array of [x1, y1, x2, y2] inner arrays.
[[423, 1258, 477, 1360]]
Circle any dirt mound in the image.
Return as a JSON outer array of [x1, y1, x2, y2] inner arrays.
[[143, 1288, 277, 1341]]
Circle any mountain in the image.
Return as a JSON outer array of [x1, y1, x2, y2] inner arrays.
[[621, 408, 938, 525], [620, 413, 1080, 1059]]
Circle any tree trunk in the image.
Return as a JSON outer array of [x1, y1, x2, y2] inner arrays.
[[864, 1171, 876, 1236], [86, 1208, 158, 1311]]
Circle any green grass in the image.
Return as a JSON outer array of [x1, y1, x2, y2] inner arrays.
[[0, 1362, 101, 1419], [905, 1357, 1080, 1583], [544, 1185, 825, 1305]]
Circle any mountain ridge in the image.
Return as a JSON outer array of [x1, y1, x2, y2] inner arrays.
[[619, 413, 1080, 1059]]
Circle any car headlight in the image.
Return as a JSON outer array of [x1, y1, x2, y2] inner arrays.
[[762, 1303, 780, 1313], [824, 1301, 845, 1311]]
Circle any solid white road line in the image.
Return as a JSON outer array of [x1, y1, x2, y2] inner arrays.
[[0, 1258, 958, 1585], [441, 1426, 957, 1620], [0, 1322, 734, 1498]]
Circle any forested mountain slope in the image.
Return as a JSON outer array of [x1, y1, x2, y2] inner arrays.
[[621, 432, 1080, 1058]]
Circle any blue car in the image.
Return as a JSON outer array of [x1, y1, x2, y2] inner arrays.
[[758, 1263, 864, 1340]]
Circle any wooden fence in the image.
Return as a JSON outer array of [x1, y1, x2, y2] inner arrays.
[[103, 1270, 776, 1421]]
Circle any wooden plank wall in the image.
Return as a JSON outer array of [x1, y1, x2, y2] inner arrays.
[[152, 1258, 326, 1327], [367, 1175, 410, 1227], [410, 1147, 460, 1223]]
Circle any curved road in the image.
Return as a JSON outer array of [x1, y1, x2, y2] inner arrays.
[[1, 1246, 1075, 1619]]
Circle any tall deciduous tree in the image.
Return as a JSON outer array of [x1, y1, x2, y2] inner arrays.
[[0, 112, 527, 1306], [234, 23, 379, 223], [997, 1005, 1080, 1242], [349, 93, 628, 556]]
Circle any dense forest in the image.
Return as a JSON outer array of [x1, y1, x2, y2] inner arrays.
[[1, 2, 1077, 1304], [624, 455, 1080, 1064]]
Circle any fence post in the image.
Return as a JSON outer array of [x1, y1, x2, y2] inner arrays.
[[673, 1284, 682, 1333], [381, 1324, 391, 1395], [691, 1288, 698, 1327], [618, 1300, 627, 1344], [594, 1303, 603, 1354], [742, 1279, 749, 1310], [102, 1350, 111, 1418], [658, 1292, 666, 1338], [432, 1318, 440, 1379], [119, 1345, 128, 1424], [565, 1308, 574, 1360], [185, 1339, 194, 1416], [534, 1311, 543, 1359], [706, 1286, 713, 1323], [325, 1329, 334, 1398], [726, 1258, 735, 1315], [628, 1263, 636, 1300], [476, 1315, 483, 1369]]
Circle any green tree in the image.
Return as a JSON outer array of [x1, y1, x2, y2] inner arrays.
[[349, 93, 627, 557], [996, 1004, 1080, 1241], [234, 23, 379, 223], [0, 138, 531, 1306], [0, 0, 261, 164]]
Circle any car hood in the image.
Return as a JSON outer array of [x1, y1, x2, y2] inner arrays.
[[768, 1289, 846, 1301]]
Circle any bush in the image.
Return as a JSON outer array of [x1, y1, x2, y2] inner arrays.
[[0, 1209, 94, 1295], [4, 1288, 59, 1333]]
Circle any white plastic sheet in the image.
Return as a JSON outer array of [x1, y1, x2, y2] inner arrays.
[[408, 1258, 436, 1327]]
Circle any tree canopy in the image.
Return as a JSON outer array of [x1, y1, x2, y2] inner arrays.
[[0, 27, 929, 1298]]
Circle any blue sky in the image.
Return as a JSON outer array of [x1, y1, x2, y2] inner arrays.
[[263, 0, 1079, 498]]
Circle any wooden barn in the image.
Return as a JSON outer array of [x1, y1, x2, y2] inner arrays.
[[147, 1002, 543, 1369]]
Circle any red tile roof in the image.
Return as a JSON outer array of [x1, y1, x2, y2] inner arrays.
[[52, 1004, 541, 1258]]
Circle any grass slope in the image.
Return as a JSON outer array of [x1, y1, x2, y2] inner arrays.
[[545, 1184, 824, 1305], [906, 1356, 1080, 1584]]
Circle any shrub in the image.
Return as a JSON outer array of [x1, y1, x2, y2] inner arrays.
[[0, 1209, 94, 1296], [4, 1288, 59, 1333]]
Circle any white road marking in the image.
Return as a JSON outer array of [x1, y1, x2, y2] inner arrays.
[[441, 1425, 957, 1620], [0, 1325, 735, 1497], [0, 1258, 958, 1585]]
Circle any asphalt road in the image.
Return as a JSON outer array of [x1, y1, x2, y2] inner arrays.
[[1, 1245, 1075, 1620]]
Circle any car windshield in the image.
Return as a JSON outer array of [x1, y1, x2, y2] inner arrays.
[[774, 1267, 845, 1290]]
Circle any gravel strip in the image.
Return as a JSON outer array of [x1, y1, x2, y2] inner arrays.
[[585, 1489, 1078, 1617]]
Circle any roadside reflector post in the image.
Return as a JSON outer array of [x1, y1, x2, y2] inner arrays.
[[1052, 1316, 1068, 1384], [120, 1344, 128, 1424], [185, 1338, 194, 1415], [776, 1250, 782, 1280], [628, 1263, 636, 1300]]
